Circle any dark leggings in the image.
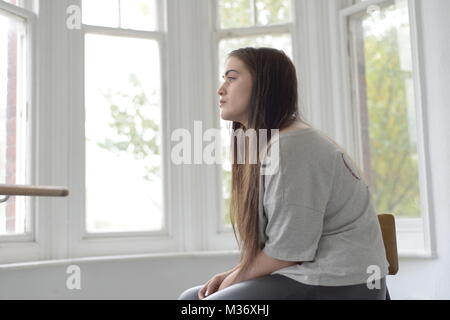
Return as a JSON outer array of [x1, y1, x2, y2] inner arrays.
[[178, 274, 389, 300]]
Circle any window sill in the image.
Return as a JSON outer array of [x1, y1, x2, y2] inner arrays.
[[0, 250, 241, 271], [0, 247, 436, 272], [398, 250, 437, 259]]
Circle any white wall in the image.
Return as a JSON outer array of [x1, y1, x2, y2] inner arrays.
[[0, 252, 240, 299]]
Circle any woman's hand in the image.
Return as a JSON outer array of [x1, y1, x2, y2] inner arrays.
[[198, 270, 233, 300], [218, 268, 244, 291]]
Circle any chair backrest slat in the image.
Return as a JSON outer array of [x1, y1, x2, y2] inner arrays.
[[378, 214, 399, 275]]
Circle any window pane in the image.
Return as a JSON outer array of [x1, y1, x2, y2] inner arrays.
[[219, 0, 291, 29], [349, 0, 421, 218], [120, 0, 157, 31], [256, 0, 291, 25], [0, 11, 30, 236], [219, 0, 252, 29], [82, 0, 120, 28], [218, 33, 292, 70], [218, 34, 292, 225], [85, 34, 163, 233]]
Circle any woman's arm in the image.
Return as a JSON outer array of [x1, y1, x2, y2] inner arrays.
[[242, 249, 300, 281], [198, 263, 244, 299], [219, 249, 300, 290], [225, 262, 242, 276]]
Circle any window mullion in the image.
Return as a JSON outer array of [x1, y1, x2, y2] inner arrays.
[[83, 24, 162, 41], [216, 24, 290, 39], [250, 0, 257, 25], [117, 0, 121, 28]]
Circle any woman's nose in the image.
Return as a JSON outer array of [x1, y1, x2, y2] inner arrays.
[[217, 82, 226, 96]]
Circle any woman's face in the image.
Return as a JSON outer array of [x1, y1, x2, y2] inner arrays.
[[217, 56, 253, 126]]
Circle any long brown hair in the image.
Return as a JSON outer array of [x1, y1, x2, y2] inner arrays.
[[227, 47, 311, 279], [227, 47, 368, 281]]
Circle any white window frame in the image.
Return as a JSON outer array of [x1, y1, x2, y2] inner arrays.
[[0, 0, 40, 264], [66, 0, 184, 258], [338, 0, 435, 258]]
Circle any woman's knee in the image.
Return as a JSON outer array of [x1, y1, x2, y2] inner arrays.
[[177, 285, 202, 300]]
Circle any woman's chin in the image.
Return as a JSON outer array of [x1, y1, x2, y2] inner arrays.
[[220, 109, 245, 124], [219, 110, 233, 122]]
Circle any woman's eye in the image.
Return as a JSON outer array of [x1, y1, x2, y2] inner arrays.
[[227, 77, 236, 82]]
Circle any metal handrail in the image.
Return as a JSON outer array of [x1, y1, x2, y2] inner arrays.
[[0, 184, 69, 202]]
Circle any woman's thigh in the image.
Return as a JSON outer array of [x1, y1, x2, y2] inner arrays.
[[315, 277, 387, 300], [178, 285, 203, 300], [177, 275, 388, 300], [204, 274, 315, 300]]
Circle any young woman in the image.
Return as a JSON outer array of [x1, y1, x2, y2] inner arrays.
[[178, 47, 390, 300]]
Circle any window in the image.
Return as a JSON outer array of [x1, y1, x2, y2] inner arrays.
[[82, 0, 158, 31], [341, 0, 433, 256], [82, 0, 164, 235], [0, 1, 33, 239], [214, 0, 294, 230]]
